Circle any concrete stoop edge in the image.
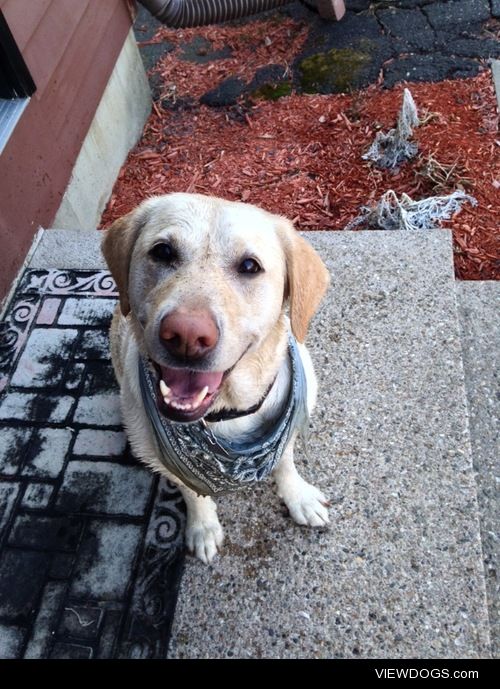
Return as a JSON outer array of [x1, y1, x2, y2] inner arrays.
[[5, 226, 492, 658]]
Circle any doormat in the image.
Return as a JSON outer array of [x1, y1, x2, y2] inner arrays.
[[0, 269, 186, 659]]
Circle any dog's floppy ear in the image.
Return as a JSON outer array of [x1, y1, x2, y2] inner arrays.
[[101, 209, 143, 316], [277, 218, 330, 343]]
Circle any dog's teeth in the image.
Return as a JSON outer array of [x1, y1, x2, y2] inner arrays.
[[193, 385, 209, 408], [162, 384, 210, 413], [170, 400, 192, 411], [159, 380, 171, 397]]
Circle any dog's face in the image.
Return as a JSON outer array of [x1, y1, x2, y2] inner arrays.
[[102, 193, 329, 423]]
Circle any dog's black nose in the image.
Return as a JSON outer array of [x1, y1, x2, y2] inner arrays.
[[159, 309, 218, 360]]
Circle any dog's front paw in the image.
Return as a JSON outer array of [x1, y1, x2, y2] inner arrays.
[[185, 517, 224, 564], [278, 477, 330, 527]]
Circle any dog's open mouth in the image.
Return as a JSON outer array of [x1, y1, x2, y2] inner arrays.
[[156, 364, 224, 422]]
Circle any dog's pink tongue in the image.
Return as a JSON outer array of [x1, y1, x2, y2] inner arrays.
[[160, 366, 223, 399]]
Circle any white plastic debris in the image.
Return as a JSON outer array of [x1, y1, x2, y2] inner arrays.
[[345, 189, 477, 232], [363, 88, 420, 169]]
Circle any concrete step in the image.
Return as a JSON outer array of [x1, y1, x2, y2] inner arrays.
[[167, 229, 491, 658], [456, 282, 499, 659], [0, 227, 491, 658]]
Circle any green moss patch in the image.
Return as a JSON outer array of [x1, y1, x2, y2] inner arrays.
[[250, 81, 293, 101], [298, 47, 372, 93]]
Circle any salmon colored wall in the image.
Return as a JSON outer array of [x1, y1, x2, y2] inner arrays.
[[0, 0, 133, 300]]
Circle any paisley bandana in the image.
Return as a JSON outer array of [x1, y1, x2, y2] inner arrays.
[[138, 336, 309, 496]]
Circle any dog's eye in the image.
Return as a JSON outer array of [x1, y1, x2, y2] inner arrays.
[[238, 257, 262, 275], [150, 242, 177, 264]]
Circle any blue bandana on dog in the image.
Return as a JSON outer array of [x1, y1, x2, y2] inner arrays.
[[138, 336, 309, 496]]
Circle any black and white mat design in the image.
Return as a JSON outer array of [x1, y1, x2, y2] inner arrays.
[[0, 270, 185, 659]]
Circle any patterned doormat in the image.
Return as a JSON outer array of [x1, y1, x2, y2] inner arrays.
[[0, 269, 186, 659]]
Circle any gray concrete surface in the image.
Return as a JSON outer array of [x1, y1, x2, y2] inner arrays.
[[457, 282, 499, 658], [53, 29, 151, 230], [492, 60, 500, 111], [28, 230, 106, 270], [168, 229, 491, 658]]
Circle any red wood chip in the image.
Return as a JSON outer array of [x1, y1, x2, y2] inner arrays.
[[102, 17, 499, 280]]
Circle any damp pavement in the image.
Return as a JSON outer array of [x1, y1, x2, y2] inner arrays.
[[0, 0, 498, 660], [0, 258, 185, 658]]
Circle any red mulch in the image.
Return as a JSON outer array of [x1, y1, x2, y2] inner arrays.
[[143, 15, 309, 102], [101, 16, 499, 280]]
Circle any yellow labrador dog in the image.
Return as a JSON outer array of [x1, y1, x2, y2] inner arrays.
[[102, 193, 330, 563]]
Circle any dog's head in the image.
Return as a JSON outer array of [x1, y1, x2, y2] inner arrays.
[[102, 193, 329, 422]]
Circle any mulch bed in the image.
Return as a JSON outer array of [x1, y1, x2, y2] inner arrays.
[[101, 16, 499, 280]]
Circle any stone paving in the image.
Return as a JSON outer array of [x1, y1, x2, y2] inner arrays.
[[136, 0, 500, 102], [291, 0, 499, 93], [0, 270, 185, 658], [457, 283, 500, 659]]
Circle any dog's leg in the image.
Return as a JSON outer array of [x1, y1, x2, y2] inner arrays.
[[273, 433, 330, 527], [177, 484, 224, 564]]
